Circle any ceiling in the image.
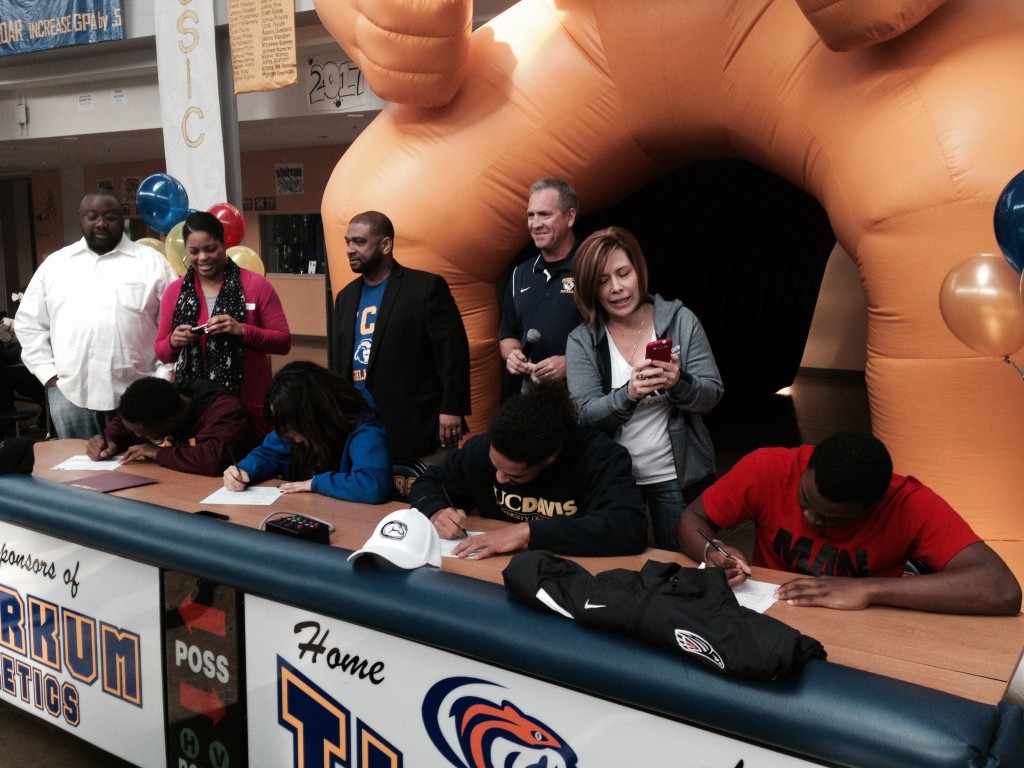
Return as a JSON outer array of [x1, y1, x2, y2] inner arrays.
[[0, 2, 514, 179]]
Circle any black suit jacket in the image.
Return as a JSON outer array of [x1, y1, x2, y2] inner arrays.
[[333, 261, 471, 458]]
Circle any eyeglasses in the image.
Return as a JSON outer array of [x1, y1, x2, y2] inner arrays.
[[80, 212, 122, 224]]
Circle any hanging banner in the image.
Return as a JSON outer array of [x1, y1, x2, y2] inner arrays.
[[226, 0, 296, 94], [0, 0, 124, 58], [153, 0, 226, 211]]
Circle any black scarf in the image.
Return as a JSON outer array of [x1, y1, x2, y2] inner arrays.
[[172, 260, 246, 394]]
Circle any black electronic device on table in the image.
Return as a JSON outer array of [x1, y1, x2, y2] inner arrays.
[[262, 512, 333, 544]]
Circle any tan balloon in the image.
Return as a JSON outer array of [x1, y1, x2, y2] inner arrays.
[[939, 253, 1024, 357], [135, 237, 165, 254], [163, 222, 188, 277], [227, 246, 265, 276]]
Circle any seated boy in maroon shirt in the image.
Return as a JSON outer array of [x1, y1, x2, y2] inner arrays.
[[86, 377, 256, 476]]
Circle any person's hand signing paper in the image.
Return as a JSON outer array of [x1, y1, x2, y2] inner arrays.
[[703, 542, 753, 587], [86, 435, 118, 461], [450, 523, 530, 559], [430, 506, 468, 540], [222, 465, 250, 491]]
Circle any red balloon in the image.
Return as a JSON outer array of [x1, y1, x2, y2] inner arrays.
[[208, 203, 246, 248]]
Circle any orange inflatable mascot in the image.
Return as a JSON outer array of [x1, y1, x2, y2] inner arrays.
[[315, 0, 1024, 574]]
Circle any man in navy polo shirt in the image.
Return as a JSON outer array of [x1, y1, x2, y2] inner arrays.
[[499, 179, 583, 385]]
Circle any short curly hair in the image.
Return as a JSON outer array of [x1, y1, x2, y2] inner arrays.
[[808, 431, 893, 507], [489, 381, 577, 465], [349, 210, 394, 240], [118, 377, 179, 425]]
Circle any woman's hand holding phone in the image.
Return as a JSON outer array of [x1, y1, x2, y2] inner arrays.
[[645, 338, 672, 363], [630, 339, 680, 396], [170, 323, 201, 350]]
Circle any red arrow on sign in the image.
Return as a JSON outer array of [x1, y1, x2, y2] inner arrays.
[[179, 595, 227, 637], [180, 682, 227, 726]]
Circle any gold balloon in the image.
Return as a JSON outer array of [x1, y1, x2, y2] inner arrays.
[[227, 246, 266, 276], [164, 222, 188, 276], [939, 253, 1024, 357], [135, 237, 165, 254]]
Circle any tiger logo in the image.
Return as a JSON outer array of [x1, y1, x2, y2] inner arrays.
[[423, 677, 578, 768]]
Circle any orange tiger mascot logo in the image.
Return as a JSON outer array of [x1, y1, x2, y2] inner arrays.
[[423, 677, 578, 768]]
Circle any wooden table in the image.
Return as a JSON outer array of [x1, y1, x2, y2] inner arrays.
[[33, 440, 1024, 705]]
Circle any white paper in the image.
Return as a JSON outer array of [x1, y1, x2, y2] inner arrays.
[[440, 531, 484, 558], [731, 578, 779, 613], [200, 486, 283, 506], [52, 455, 124, 470], [696, 562, 778, 613]]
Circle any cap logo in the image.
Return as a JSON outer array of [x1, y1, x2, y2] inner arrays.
[[380, 521, 408, 540], [347, 508, 441, 569]]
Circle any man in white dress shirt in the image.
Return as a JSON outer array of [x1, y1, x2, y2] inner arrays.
[[15, 188, 175, 439]]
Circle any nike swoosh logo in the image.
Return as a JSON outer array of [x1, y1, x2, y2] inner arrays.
[[519, 286, 531, 293], [584, 600, 606, 610]]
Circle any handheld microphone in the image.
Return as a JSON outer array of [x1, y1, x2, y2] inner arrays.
[[521, 328, 542, 362]]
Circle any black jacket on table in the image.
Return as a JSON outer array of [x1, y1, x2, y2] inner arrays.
[[332, 261, 471, 459], [409, 428, 648, 556], [503, 551, 827, 680]]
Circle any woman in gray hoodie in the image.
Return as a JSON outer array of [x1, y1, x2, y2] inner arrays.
[[565, 227, 724, 550]]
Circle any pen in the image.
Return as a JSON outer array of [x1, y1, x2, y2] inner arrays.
[[441, 486, 467, 539], [697, 528, 736, 562], [228, 447, 248, 489]]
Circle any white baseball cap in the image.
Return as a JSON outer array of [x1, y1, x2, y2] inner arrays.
[[347, 508, 442, 569]]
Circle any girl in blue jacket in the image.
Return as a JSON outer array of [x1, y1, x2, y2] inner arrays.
[[222, 361, 392, 503]]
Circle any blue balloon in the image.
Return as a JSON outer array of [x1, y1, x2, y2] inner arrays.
[[993, 168, 1024, 275], [136, 174, 190, 234]]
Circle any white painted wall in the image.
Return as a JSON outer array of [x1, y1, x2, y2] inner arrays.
[[0, 75, 162, 143]]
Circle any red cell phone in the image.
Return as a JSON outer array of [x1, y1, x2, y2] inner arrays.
[[645, 338, 672, 363]]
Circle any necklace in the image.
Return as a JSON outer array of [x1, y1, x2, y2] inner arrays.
[[626, 305, 647, 365]]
